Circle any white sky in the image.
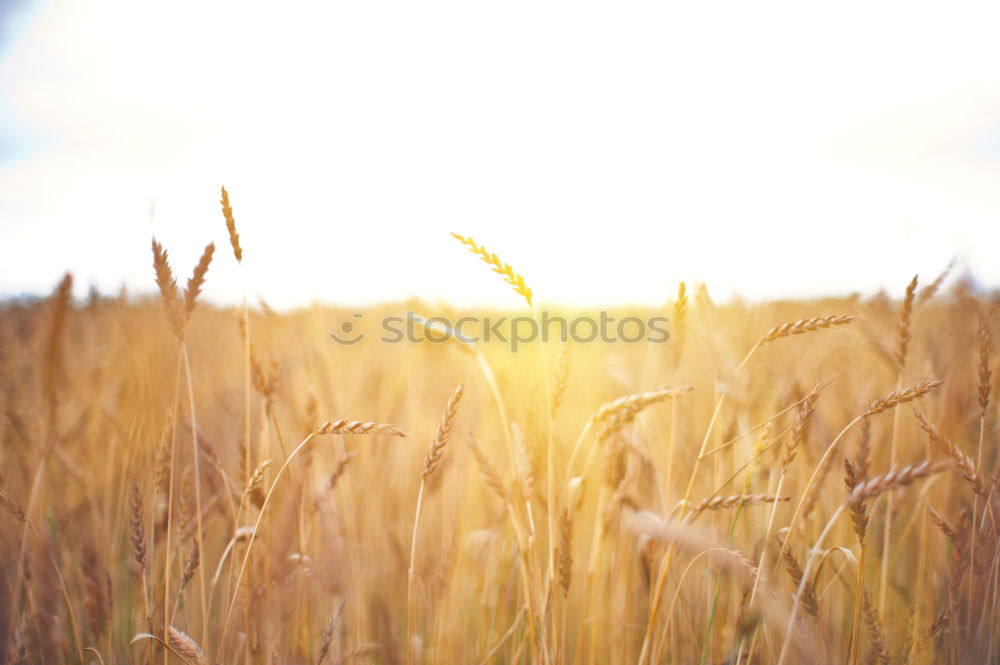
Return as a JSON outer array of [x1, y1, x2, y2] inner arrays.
[[1, 1, 999, 308]]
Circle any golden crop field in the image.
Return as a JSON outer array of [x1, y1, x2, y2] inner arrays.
[[0, 196, 995, 665]]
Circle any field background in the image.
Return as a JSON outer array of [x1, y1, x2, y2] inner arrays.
[[0, 258, 997, 665]]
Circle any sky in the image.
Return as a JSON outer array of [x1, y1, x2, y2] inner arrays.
[[1, 1, 999, 309]]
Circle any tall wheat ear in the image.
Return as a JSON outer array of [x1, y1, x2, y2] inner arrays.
[[893, 274, 918, 370], [406, 385, 465, 665], [220, 186, 242, 262]]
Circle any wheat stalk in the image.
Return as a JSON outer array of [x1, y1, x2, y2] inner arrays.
[[688, 493, 790, 516], [512, 423, 534, 502], [927, 507, 964, 550], [846, 459, 948, 504], [861, 380, 941, 418], [178, 542, 200, 594], [673, 281, 688, 357], [183, 243, 215, 317], [317, 600, 345, 665], [167, 626, 207, 665], [0, 489, 28, 524], [151, 238, 215, 339], [781, 542, 820, 619], [328, 453, 356, 491], [917, 258, 954, 304], [151, 238, 184, 338], [244, 459, 270, 498], [978, 313, 992, 417], [843, 460, 870, 544], [551, 343, 571, 417], [592, 385, 693, 423], [782, 383, 822, 472], [845, 458, 871, 664], [407, 385, 465, 665], [912, 409, 984, 495], [451, 233, 533, 307], [315, 420, 408, 437], [422, 385, 465, 480], [468, 434, 507, 501], [555, 507, 574, 597], [759, 314, 856, 345], [862, 590, 889, 665], [220, 186, 242, 262], [894, 275, 918, 370], [42, 273, 73, 424], [128, 482, 146, 571], [855, 417, 872, 480]]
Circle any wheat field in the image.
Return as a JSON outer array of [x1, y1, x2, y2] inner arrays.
[[0, 195, 997, 664]]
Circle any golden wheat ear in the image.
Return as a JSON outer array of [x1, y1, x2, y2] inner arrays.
[[467, 433, 507, 501], [42, 272, 73, 422], [315, 420, 408, 437], [166, 626, 207, 665], [759, 314, 856, 345], [861, 379, 941, 418], [846, 459, 948, 505], [180, 243, 215, 333], [423, 384, 465, 480], [860, 590, 889, 664], [557, 507, 573, 595], [0, 489, 28, 524], [671, 281, 688, 359], [911, 409, 984, 495], [592, 385, 693, 424], [550, 343, 571, 418], [894, 274, 918, 369], [917, 257, 955, 304], [843, 460, 870, 544], [687, 493, 790, 516], [128, 482, 146, 571], [450, 232, 533, 307], [151, 237, 184, 337], [220, 186, 242, 262], [977, 312, 992, 417], [316, 600, 345, 665], [781, 382, 823, 473]]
